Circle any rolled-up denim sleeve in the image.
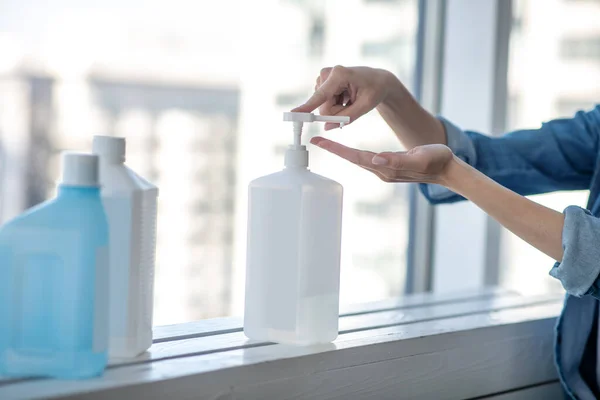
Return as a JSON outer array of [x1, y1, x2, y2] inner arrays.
[[420, 106, 600, 205], [550, 206, 600, 299], [419, 117, 476, 204]]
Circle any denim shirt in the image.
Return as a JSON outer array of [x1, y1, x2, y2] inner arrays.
[[420, 106, 600, 400]]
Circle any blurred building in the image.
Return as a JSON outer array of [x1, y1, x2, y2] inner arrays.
[[508, 0, 600, 126], [0, 72, 241, 324], [0, 72, 55, 222], [88, 78, 240, 322], [0, 0, 243, 324]]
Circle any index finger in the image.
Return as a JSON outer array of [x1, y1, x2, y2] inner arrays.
[[292, 75, 343, 113], [292, 90, 327, 113], [310, 137, 375, 167]]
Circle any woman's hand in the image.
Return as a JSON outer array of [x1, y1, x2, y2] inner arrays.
[[311, 137, 454, 185], [292, 66, 394, 130], [293, 65, 446, 148], [313, 135, 566, 262]]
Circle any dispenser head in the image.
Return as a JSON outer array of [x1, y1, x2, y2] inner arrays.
[[282, 112, 350, 169], [283, 112, 350, 128]]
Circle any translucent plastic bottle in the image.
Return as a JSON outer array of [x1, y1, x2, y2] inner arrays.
[[244, 112, 348, 345], [0, 153, 109, 379], [92, 136, 158, 358]]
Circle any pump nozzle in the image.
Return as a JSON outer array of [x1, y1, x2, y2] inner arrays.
[[282, 112, 350, 169], [284, 111, 350, 147], [283, 112, 350, 129]]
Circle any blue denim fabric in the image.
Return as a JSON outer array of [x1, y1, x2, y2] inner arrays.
[[420, 106, 600, 399]]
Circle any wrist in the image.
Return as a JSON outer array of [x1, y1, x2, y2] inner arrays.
[[378, 70, 406, 109], [437, 155, 471, 192]]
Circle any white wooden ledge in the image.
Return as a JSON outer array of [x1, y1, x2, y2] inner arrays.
[[0, 287, 564, 400]]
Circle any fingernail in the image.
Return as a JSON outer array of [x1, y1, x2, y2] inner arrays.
[[372, 155, 388, 165]]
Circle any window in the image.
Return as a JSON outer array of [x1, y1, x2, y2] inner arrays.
[[0, 0, 418, 325], [564, 0, 600, 3], [364, 0, 408, 4], [555, 97, 600, 117], [560, 37, 600, 60], [501, 0, 600, 295]]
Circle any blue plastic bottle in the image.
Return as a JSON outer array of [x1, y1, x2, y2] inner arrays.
[[0, 152, 109, 379]]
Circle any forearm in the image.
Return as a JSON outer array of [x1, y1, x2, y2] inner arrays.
[[376, 71, 446, 149], [440, 156, 565, 262]]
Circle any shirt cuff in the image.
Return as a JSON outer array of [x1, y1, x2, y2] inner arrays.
[[419, 117, 477, 203], [550, 206, 600, 297]]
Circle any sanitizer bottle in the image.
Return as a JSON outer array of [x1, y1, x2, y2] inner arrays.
[[92, 136, 158, 358], [244, 112, 349, 345], [0, 153, 109, 379]]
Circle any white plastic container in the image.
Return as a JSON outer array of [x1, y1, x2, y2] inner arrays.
[[244, 112, 348, 345], [92, 136, 159, 358]]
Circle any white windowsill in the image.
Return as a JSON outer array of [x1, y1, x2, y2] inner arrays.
[[0, 287, 564, 400]]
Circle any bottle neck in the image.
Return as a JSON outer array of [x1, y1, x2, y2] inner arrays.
[[57, 185, 101, 197], [98, 155, 125, 164], [284, 145, 309, 169]]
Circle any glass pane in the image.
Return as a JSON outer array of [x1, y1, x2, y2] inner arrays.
[[501, 0, 599, 294], [0, 0, 418, 325]]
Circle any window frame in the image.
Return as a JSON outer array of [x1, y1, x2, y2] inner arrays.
[[431, 0, 512, 293], [404, 0, 445, 294]]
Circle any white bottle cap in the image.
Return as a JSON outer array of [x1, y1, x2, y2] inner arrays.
[[284, 145, 309, 168], [61, 152, 100, 187], [93, 135, 126, 163]]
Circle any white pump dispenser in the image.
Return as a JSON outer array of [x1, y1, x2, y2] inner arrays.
[[281, 112, 348, 168], [244, 112, 349, 345]]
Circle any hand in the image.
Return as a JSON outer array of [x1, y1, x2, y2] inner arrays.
[[313, 133, 567, 263], [292, 66, 394, 130], [311, 137, 454, 185]]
